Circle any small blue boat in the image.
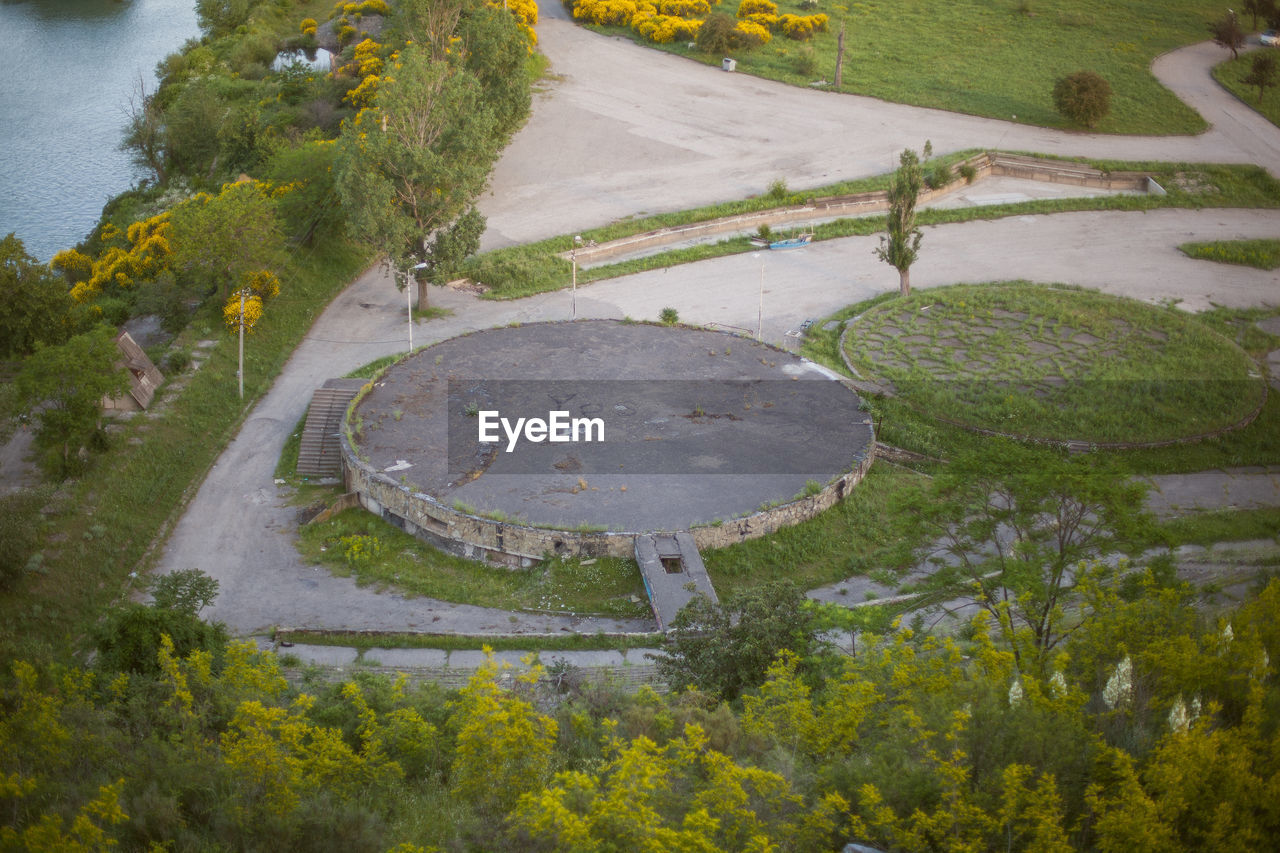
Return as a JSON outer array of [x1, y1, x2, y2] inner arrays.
[[768, 233, 813, 250]]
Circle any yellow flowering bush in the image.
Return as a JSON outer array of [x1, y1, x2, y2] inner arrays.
[[49, 249, 92, 283], [223, 291, 264, 333], [494, 0, 540, 47], [572, 0, 638, 26], [734, 18, 771, 45], [736, 0, 777, 17], [299, 17, 318, 35], [350, 38, 384, 76], [246, 269, 281, 300], [779, 12, 827, 39], [658, 0, 711, 16], [633, 13, 701, 42], [743, 11, 778, 28], [70, 213, 173, 302], [345, 73, 382, 106]]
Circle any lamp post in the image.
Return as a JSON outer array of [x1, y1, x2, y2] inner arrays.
[[752, 252, 765, 340], [407, 260, 428, 353], [571, 235, 583, 320]]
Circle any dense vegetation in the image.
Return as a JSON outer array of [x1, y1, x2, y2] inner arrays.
[[3, 568, 1278, 850]]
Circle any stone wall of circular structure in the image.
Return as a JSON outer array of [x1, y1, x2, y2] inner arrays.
[[339, 320, 875, 567]]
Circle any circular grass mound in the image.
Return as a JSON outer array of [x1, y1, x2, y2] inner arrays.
[[842, 282, 1264, 444]]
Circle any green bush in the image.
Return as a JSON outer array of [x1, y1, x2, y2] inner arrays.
[[1053, 70, 1112, 128], [659, 307, 679, 324]]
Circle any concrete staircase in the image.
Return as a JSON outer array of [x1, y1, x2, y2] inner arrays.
[[634, 532, 719, 632], [296, 378, 367, 479]]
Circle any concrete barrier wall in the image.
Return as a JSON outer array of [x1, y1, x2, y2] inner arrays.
[[341, 426, 876, 568], [566, 153, 1147, 267]]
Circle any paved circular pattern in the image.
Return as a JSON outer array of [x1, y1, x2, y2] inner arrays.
[[843, 282, 1264, 443], [348, 320, 873, 534]]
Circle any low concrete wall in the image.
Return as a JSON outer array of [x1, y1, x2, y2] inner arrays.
[[341, 426, 875, 568], [564, 152, 1148, 267]]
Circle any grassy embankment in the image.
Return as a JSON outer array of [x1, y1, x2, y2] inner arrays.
[[0, 241, 369, 664]]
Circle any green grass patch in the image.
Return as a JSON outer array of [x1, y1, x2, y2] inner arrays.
[[577, 0, 1221, 134], [1149, 507, 1280, 548], [807, 299, 1280, 474], [841, 282, 1264, 444], [702, 463, 931, 598], [1180, 237, 1280, 269], [297, 508, 651, 618], [0, 243, 371, 664], [462, 158, 1280, 300], [1213, 50, 1280, 127], [276, 629, 659, 652]]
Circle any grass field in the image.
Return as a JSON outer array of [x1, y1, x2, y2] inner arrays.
[[578, 0, 1230, 134], [298, 509, 651, 619], [1213, 49, 1280, 127], [841, 282, 1265, 444], [1180, 237, 1280, 269]]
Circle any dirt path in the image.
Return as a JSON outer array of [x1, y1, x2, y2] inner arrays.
[[154, 20, 1280, 637]]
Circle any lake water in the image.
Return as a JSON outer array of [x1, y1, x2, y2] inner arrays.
[[0, 0, 198, 261]]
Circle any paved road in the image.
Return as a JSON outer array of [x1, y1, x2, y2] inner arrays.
[[155, 17, 1280, 637], [479, 7, 1280, 250]]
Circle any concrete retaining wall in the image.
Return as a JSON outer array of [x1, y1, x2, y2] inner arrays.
[[341, 426, 875, 568], [565, 152, 1149, 267]]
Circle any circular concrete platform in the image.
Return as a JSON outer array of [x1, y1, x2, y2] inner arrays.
[[343, 321, 874, 564]]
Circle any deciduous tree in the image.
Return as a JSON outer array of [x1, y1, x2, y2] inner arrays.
[[875, 148, 924, 297], [1243, 51, 1278, 102], [0, 233, 72, 357], [335, 44, 498, 308], [1211, 11, 1246, 60], [905, 445, 1151, 670], [16, 325, 128, 478], [169, 180, 286, 300]]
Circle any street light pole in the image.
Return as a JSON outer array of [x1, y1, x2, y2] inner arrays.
[[571, 235, 582, 320], [753, 253, 765, 340], [238, 288, 245, 399]]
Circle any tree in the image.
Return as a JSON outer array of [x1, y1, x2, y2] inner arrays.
[[169, 180, 286, 300], [335, 44, 499, 308], [875, 148, 924, 297], [1243, 51, 1278, 102], [656, 580, 817, 701], [421, 206, 484, 285], [1244, 0, 1276, 31], [1052, 70, 1112, 128], [16, 325, 128, 478], [0, 233, 72, 357], [196, 0, 252, 37], [121, 74, 168, 185], [905, 445, 1151, 671], [1211, 11, 1245, 60]]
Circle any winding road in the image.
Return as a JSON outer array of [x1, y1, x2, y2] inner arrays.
[[155, 11, 1280, 637]]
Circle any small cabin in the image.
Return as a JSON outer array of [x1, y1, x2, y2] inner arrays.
[[103, 331, 164, 412]]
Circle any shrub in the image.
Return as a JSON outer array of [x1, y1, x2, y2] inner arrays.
[[959, 163, 977, 184], [660, 307, 679, 324], [794, 45, 817, 75], [734, 19, 772, 47], [695, 11, 737, 54], [737, 0, 777, 17], [658, 0, 710, 15], [925, 160, 954, 189], [1052, 70, 1112, 128]]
